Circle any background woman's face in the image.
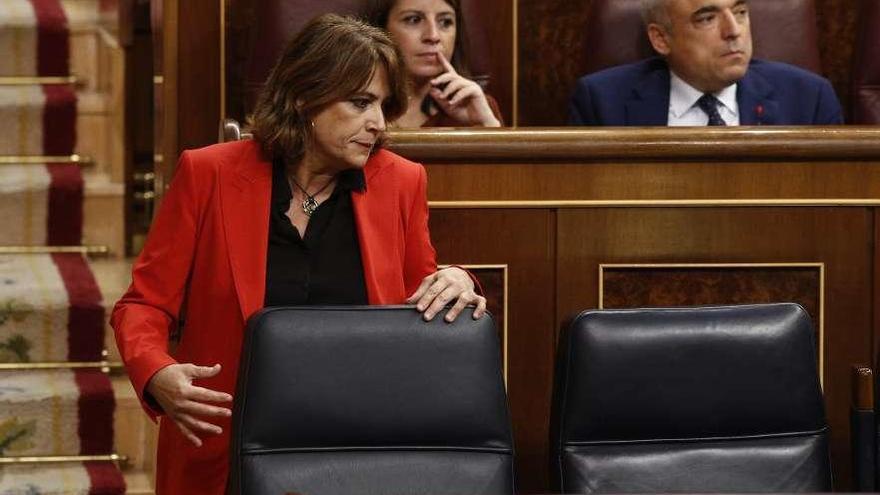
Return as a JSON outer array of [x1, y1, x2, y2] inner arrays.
[[386, 0, 457, 81]]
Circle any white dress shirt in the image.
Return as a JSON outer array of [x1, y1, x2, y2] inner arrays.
[[667, 72, 740, 126]]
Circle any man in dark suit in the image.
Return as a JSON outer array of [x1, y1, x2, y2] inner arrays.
[[568, 0, 843, 126]]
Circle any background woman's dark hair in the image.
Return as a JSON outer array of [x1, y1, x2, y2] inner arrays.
[[248, 14, 407, 163], [362, 0, 472, 77]]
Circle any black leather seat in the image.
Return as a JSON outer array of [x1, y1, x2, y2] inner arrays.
[[228, 306, 514, 495], [550, 303, 832, 493]]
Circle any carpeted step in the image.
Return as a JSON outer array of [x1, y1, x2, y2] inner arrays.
[[0, 461, 125, 494], [0, 85, 76, 156], [0, 166, 83, 248], [0, 369, 114, 457], [0, 0, 99, 78], [0, 254, 102, 363]]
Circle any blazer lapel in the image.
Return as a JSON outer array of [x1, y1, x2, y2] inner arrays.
[[738, 67, 778, 125], [626, 61, 671, 126], [220, 143, 271, 323], [351, 154, 397, 305]]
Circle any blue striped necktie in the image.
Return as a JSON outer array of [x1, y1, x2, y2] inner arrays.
[[696, 93, 727, 126]]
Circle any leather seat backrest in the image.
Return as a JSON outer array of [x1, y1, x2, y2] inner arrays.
[[851, 0, 880, 124], [550, 303, 831, 494], [581, 0, 822, 76], [228, 306, 514, 495]]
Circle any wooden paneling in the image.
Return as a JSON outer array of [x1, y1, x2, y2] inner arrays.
[[518, 0, 862, 125], [516, 0, 590, 126], [460, 0, 515, 123], [155, 0, 221, 204], [429, 209, 556, 493], [816, 0, 859, 114], [601, 265, 822, 329], [466, 266, 508, 360], [387, 128, 880, 492]]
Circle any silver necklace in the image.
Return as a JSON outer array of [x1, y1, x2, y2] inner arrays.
[[289, 176, 335, 216]]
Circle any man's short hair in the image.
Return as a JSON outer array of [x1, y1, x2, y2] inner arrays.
[[641, 0, 672, 29]]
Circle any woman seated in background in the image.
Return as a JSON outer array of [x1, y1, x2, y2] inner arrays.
[[364, 0, 503, 127], [112, 14, 485, 495]]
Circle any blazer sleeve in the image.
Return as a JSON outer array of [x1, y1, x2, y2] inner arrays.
[[568, 78, 596, 125], [402, 164, 438, 296], [111, 151, 207, 419], [814, 78, 844, 124]]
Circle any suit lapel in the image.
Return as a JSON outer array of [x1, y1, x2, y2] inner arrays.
[[738, 67, 778, 125], [220, 142, 271, 323], [351, 153, 396, 305], [627, 64, 671, 126]]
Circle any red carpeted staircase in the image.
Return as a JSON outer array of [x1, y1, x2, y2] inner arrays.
[[0, 0, 127, 493]]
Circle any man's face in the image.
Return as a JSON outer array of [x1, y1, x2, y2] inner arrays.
[[647, 0, 753, 93]]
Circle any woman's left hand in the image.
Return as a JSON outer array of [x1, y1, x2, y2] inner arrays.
[[407, 267, 487, 322], [428, 53, 501, 128]]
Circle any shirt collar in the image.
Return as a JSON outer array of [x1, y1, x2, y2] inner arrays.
[[272, 156, 366, 206], [669, 71, 738, 119]]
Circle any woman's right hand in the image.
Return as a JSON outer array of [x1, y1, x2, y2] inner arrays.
[[145, 363, 233, 447], [429, 53, 501, 127]]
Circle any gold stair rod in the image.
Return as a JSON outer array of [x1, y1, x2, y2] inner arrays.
[[0, 75, 79, 86], [0, 453, 126, 465], [0, 360, 124, 372], [0, 246, 109, 255], [0, 154, 93, 165]]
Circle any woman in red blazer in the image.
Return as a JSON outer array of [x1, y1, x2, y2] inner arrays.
[[111, 14, 485, 495]]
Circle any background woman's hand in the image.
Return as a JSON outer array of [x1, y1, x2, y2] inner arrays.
[[407, 267, 487, 322], [429, 53, 501, 127], [145, 363, 233, 447]]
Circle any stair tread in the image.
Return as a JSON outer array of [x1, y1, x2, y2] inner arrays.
[[0, 369, 115, 457], [0, 0, 99, 31], [0, 253, 105, 362], [0, 460, 125, 494]]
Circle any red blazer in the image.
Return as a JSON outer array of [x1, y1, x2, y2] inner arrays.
[[111, 139, 437, 495]]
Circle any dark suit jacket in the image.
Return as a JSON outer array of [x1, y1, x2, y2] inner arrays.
[[568, 57, 843, 126], [111, 139, 437, 495]]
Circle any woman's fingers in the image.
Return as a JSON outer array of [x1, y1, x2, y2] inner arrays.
[[436, 51, 457, 73], [423, 285, 460, 321], [173, 418, 204, 447], [177, 412, 223, 436], [444, 293, 472, 322], [473, 295, 488, 319], [437, 78, 470, 102], [180, 399, 232, 418], [185, 363, 221, 379], [448, 85, 482, 107], [414, 273, 450, 314], [429, 72, 456, 87], [406, 273, 435, 304], [188, 384, 233, 404]]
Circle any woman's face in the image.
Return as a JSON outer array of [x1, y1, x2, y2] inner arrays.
[[386, 0, 457, 81], [309, 67, 389, 172]]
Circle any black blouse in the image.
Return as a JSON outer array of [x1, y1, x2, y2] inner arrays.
[[264, 158, 368, 307]]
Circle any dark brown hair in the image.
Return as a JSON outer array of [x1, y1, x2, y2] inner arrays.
[[249, 14, 407, 163], [362, 0, 472, 77]]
